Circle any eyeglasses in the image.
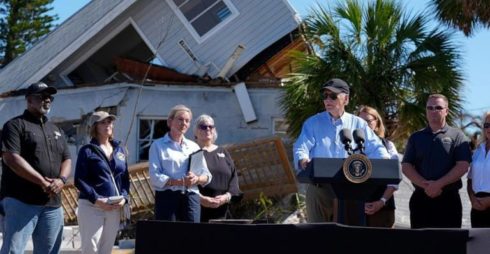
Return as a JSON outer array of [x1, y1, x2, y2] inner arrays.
[[31, 94, 54, 102], [323, 93, 338, 100], [426, 105, 445, 111], [199, 124, 215, 131], [484, 123, 490, 129]]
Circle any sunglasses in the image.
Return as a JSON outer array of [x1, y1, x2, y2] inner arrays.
[[426, 105, 445, 111], [31, 94, 54, 102], [364, 118, 377, 123], [199, 124, 215, 131], [484, 123, 490, 129], [323, 93, 338, 100]]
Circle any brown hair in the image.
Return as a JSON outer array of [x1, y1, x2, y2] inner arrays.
[[89, 121, 114, 141], [358, 105, 386, 138]]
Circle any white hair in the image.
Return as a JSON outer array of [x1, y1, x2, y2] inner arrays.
[[193, 114, 218, 142]]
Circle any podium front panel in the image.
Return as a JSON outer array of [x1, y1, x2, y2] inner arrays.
[[296, 157, 401, 200]]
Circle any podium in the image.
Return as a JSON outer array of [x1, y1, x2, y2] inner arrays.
[[297, 156, 401, 226], [297, 157, 401, 200]]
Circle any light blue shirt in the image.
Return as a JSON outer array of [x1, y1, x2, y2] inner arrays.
[[149, 133, 212, 193], [293, 111, 389, 173]]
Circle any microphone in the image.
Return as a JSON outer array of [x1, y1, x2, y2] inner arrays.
[[339, 128, 353, 155], [353, 129, 365, 154]]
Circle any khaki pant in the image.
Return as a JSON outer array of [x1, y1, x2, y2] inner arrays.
[[77, 199, 121, 254], [305, 184, 337, 222]]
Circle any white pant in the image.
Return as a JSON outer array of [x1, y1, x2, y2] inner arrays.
[[77, 199, 120, 254]]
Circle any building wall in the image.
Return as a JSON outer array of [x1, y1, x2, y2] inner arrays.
[[116, 84, 286, 164], [133, 0, 299, 77], [50, 0, 299, 83], [0, 0, 130, 91], [0, 84, 285, 168]]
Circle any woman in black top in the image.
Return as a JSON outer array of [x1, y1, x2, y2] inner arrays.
[[194, 114, 241, 222], [358, 106, 399, 228]]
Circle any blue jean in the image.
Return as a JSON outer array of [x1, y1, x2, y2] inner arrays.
[[0, 197, 64, 254], [154, 190, 200, 222]]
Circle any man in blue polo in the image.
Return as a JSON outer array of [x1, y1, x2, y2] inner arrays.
[[1, 82, 71, 253], [293, 78, 389, 224], [402, 94, 471, 228]]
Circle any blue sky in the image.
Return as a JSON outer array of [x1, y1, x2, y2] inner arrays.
[[51, 0, 490, 117]]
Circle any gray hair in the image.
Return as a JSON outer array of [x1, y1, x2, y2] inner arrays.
[[193, 114, 218, 142]]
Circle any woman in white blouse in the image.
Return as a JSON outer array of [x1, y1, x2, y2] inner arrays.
[[148, 105, 212, 222], [468, 111, 490, 227]]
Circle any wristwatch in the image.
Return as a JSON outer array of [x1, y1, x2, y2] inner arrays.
[[59, 176, 68, 184], [380, 197, 387, 206]]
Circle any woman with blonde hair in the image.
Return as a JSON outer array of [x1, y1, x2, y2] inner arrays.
[[75, 111, 130, 254], [467, 111, 490, 227], [149, 105, 212, 222], [358, 106, 398, 227]]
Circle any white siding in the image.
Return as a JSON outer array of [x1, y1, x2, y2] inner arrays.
[[0, 0, 299, 93], [116, 85, 286, 164], [0, 83, 285, 166], [0, 0, 130, 92], [130, 0, 299, 77]]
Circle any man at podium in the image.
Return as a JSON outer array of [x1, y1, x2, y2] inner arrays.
[[293, 78, 389, 223]]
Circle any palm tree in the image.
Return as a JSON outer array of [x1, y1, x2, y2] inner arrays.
[[430, 0, 490, 36], [281, 0, 464, 144]]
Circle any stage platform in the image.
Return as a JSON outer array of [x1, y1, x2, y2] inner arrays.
[[136, 220, 489, 254]]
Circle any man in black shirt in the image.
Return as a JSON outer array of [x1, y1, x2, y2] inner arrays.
[[0, 82, 71, 254], [402, 94, 471, 228]]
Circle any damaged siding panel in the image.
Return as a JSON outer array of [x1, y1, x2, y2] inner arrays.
[[48, 87, 129, 121], [0, 86, 128, 125], [131, 0, 198, 73], [178, 0, 299, 78], [104, 84, 283, 164], [52, 1, 160, 86], [191, 0, 298, 76], [0, 0, 129, 92], [130, 0, 176, 49], [0, 98, 27, 126], [210, 0, 299, 76], [132, 0, 299, 78]]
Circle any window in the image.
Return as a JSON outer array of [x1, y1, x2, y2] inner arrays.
[[169, 0, 238, 41], [54, 120, 81, 145], [138, 117, 169, 161]]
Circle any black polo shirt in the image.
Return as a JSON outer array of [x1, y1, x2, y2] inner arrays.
[[0, 110, 71, 207], [402, 125, 471, 191]]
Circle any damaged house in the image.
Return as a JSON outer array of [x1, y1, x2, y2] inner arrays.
[[0, 0, 307, 168]]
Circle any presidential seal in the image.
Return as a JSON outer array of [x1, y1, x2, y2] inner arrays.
[[343, 154, 372, 184]]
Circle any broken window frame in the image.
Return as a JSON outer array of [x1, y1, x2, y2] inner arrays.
[[272, 118, 290, 138], [137, 117, 169, 161]]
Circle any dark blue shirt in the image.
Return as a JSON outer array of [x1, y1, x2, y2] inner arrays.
[[402, 125, 472, 191], [75, 139, 130, 203]]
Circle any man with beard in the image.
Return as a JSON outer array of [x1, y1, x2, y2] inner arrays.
[[0, 82, 71, 254]]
